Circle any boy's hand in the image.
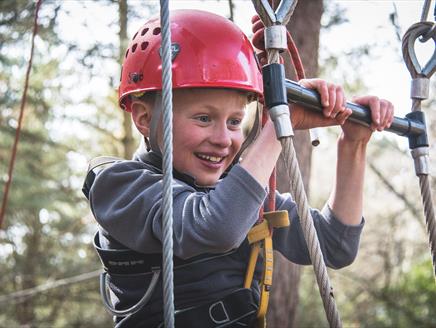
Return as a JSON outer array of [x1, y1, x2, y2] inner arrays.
[[341, 96, 394, 143], [290, 79, 395, 144], [291, 78, 352, 129]]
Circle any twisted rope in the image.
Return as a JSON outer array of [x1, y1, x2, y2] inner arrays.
[[159, 0, 175, 326], [252, 0, 342, 326], [281, 138, 341, 327], [402, 19, 436, 281], [419, 175, 436, 277]]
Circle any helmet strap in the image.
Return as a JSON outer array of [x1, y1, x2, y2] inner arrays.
[[235, 101, 262, 163]]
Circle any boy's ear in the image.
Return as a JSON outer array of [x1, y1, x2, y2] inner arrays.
[[131, 100, 152, 137]]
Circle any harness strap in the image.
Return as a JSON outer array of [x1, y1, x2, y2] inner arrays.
[[93, 232, 237, 275], [244, 210, 290, 328], [100, 270, 160, 317], [170, 288, 257, 328], [116, 288, 257, 328]]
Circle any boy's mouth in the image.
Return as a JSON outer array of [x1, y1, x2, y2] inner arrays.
[[196, 153, 225, 164]]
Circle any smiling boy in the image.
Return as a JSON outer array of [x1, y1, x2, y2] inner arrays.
[[88, 10, 394, 328]]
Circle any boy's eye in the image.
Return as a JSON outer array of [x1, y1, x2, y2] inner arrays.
[[228, 118, 242, 127], [195, 115, 210, 123]]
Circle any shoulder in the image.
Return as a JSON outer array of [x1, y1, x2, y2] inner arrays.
[[89, 160, 160, 204], [95, 160, 160, 185], [90, 160, 197, 203]]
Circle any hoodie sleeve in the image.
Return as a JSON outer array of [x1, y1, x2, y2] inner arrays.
[[89, 161, 267, 259], [272, 192, 364, 269]]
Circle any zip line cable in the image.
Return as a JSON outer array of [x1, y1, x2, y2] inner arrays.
[[0, 0, 42, 229]]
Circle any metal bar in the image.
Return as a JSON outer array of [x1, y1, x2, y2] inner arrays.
[[285, 79, 426, 137]]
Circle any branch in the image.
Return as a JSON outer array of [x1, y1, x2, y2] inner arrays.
[[368, 161, 425, 230], [0, 269, 102, 304]]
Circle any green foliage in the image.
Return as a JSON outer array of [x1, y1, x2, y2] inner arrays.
[[361, 260, 436, 328], [0, 1, 115, 326]]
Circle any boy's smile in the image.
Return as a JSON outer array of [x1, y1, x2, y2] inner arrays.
[[166, 88, 249, 186]]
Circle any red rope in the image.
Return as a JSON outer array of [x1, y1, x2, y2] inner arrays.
[[287, 33, 306, 80], [261, 0, 305, 218], [0, 0, 42, 229]]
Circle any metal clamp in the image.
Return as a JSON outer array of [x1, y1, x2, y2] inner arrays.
[[411, 77, 430, 100], [411, 147, 430, 176], [270, 104, 293, 138], [264, 25, 287, 51]]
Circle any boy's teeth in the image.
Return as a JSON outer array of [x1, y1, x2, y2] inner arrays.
[[198, 154, 222, 162]]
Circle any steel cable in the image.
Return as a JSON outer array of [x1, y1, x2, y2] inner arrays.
[[159, 0, 175, 326], [252, 0, 342, 326], [280, 138, 342, 328], [402, 17, 436, 280], [418, 175, 436, 277]]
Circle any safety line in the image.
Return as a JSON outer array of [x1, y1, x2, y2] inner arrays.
[[0, 0, 42, 229]]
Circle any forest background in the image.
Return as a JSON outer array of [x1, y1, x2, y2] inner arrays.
[[0, 0, 435, 327]]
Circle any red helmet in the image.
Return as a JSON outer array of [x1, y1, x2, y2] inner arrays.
[[119, 9, 263, 111]]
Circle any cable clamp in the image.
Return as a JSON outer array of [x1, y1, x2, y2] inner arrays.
[[411, 147, 430, 176], [269, 104, 293, 138], [264, 25, 287, 51], [411, 77, 430, 100]]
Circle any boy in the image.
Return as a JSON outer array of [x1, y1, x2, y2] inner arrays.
[[88, 9, 394, 328]]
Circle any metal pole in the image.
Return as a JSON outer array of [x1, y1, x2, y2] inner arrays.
[[285, 79, 426, 137]]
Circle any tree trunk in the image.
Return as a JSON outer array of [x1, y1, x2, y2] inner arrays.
[[16, 214, 41, 326], [267, 1, 323, 327], [119, 0, 135, 159]]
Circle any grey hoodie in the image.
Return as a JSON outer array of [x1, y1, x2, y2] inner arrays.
[[89, 151, 364, 324]]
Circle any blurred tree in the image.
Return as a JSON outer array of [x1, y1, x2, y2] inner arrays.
[[0, 0, 110, 325], [0, 0, 158, 325]]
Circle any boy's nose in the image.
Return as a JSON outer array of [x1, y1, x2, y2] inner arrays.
[[210, 124, 232, 148]]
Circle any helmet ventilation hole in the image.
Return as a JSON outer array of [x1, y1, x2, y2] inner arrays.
[[153, 27, 161, 35], [141, 28, 149, 36], [141, 42, 149, 50], [131, 43, 138, 53], [125, 49, 129, 58], [133, 31, 138, 40]]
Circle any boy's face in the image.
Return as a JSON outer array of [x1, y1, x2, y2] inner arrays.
[[164, 88, 248, 186]]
